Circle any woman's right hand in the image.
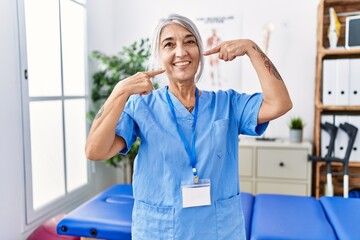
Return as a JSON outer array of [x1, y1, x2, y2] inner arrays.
[[85, 68, 165, 161], [113, 69, 165, 98]]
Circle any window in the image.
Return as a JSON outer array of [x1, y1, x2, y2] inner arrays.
[[18, 0, 91, 224]]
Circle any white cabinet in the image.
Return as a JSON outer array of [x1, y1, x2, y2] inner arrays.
[[239, 139, 312, 196]]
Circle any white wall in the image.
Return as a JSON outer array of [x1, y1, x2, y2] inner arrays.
[[110, 0, 319, 141], [0, 0, 26, 238], [240, 0, 318, 140], [87, 0, 117, 55]]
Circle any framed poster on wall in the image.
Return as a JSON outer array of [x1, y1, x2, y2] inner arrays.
[[194, 15, 242, 92]]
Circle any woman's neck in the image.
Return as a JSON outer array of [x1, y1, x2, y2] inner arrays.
[[168, 81, 197, 109]]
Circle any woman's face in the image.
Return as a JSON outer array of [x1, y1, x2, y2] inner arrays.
[[158, 23, 200, 83]]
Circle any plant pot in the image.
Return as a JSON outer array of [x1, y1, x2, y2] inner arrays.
[[290, 129, 303, 143]]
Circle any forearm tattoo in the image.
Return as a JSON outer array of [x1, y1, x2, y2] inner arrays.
[[253, 45, 283, 81], [95, 106, 104, 119]]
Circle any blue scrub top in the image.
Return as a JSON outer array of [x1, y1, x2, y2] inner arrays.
[[116, 86, 268, 240]]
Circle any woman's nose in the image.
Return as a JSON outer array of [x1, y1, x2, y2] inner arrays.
[[175, 45, 188, 57]]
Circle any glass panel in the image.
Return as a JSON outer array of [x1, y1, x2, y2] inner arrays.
[[29, 101, 65, 210], [24, 0, 62, 97], [61, 0, 86, 96], [64, 99, 88, 192]]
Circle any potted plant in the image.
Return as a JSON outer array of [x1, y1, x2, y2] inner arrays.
[[289, 117, 304, 143], [88, 38, 151, 174]]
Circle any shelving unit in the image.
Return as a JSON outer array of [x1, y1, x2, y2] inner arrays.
[[316, 162, 360, 197], [314, 0, 360, 198]]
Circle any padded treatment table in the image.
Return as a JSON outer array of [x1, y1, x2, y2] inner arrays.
[[320, 196, 360, 240], [241, 192, 255, 240], [57, 184, 254, 240], [57, 184, 133, 240], [58, 184, 360, 240], [250, 194, 337, 240]]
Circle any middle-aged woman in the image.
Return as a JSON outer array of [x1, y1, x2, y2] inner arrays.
[[86, 14, 292, 240]]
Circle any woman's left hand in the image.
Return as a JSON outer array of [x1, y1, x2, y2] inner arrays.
[[204, 38, 293, 123], [203, 39, 253, 61]]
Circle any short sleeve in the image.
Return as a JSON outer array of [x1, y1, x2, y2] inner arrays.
[[232, 91, 269, 136], [115, 97, 139, 154]]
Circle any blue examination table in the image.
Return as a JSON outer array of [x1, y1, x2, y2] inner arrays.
[[57, 184, 360, 240], [320, 197, 360, 240], [57, 184, 133, 239]]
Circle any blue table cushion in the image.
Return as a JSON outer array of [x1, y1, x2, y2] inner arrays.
[[57, 184, 133, 240], [241, 192, 254, 240], [250, 194, 337, 240], [320, 196, 360, 240]]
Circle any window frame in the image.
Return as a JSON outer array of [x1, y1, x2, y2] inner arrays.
[[16, 0, 94, 227]]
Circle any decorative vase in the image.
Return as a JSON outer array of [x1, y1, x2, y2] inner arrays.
[[328, 7, 340, 49], [328, 31, 338, 49], [290, 129, 303, 143]]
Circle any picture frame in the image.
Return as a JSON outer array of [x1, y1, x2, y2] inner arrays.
[[345, 15, 360, 49]]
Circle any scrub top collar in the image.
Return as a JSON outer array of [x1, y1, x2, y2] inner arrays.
[[166, 87, 204, 119]]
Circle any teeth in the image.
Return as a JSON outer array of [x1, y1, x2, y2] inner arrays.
[[174, 61, 190, 66]]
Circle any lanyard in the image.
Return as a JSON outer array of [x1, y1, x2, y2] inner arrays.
[[165, 86, 199, 183]]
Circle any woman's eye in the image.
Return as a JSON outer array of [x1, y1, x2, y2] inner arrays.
[[186, 40, 196, 45], [164, 42, 174, 48]]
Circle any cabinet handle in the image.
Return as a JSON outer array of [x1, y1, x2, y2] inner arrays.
[[279, 162, 285, 167]]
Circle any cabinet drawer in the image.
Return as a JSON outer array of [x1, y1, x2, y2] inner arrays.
[[257, 148, 308, 180], [256, 181, 308, 196], [239, 147, 253, 177]]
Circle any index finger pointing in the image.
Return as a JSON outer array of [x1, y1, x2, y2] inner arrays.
[[145, 69, 166, 78], [203, 45, 221, 56]]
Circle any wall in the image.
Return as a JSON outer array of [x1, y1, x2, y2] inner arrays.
[[0, 0, 26, 238], [240, 0, 318, 140], [111, 0, 319, 141]]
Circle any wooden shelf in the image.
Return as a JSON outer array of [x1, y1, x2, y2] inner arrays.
[[316, 104, 360, 112], [324, 0, 360, 5], [321, 0, 360, 48], [315, 162, 360, 198], [313, 0, 360, 198], [319, 48, 360, 57]]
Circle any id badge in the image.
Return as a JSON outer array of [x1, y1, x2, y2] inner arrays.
[[181, 179, 211, 208]]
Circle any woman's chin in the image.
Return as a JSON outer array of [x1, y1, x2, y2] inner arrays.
[[169, 73, 195, 83]]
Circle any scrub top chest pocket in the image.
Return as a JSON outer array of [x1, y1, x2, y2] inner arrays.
[[212, 119, 230, 160]]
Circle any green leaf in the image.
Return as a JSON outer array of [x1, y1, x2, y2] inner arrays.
[[289, 117, 305, 130]]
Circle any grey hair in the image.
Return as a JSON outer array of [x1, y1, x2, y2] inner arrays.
[[148, 14, 204, 82]]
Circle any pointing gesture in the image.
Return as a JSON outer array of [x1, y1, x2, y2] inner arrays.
[[145, 69, 166, 78], [114, 69, 165, 96], [86, 68, 165, 161], [203, 39, 251, 62]]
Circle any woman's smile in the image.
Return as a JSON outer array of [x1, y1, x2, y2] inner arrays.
[[173, 60, 191, 67], [159, 23, 200, 83]]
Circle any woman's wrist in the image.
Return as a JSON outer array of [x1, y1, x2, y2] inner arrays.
[[244, 39, 257, 57], [109, 83, 131, 103]]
